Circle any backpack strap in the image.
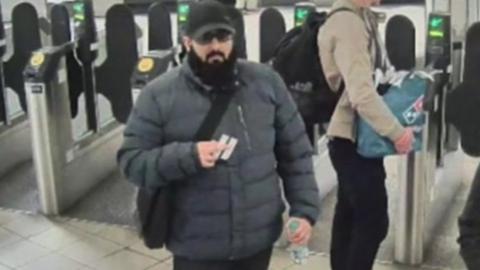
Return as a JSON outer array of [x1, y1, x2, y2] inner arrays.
[[327, 7, 355, 19], [328, 7, 390, 72]]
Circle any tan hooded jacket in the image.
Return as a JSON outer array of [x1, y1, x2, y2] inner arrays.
[[318, 0, 405, 142]]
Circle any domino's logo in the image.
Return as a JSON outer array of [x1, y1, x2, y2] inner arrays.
[[403, 95, 424, 125]]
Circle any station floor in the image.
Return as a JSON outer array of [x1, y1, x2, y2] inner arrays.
[[0, 206, 466, 270]]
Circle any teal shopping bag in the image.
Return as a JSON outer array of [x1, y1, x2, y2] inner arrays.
[[357, 72, 431, 158]]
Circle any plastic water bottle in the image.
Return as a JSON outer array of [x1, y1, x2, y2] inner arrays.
[[288, 220, 310, 265]]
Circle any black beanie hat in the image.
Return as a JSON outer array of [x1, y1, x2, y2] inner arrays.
[[185, 0, 236, 40]]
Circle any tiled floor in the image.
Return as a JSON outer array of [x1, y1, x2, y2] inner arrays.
[[0, 208, 461, 270]]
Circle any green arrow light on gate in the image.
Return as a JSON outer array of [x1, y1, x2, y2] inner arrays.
[[430, 17, 443, 29], [73, 2, 84, 12], [179, 5, 189, 14], [73, 2, 85, 21], [296, 9, 309, 20], [428, 16, 445, 38], [295, 8, 311, 26], [178, 4, 190, 23]]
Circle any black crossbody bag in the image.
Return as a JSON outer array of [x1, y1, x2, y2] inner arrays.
[[136, 87, 237, 249]]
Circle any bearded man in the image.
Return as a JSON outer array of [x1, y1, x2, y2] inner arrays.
[[117, 1, 320, 269]]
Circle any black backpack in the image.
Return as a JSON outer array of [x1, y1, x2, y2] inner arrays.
[[272, 8, 353, 128]]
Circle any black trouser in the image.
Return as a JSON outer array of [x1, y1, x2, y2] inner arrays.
[[173, 248, 272, 270], [328, 138, 389, 270], [458, 164, 480, 270]]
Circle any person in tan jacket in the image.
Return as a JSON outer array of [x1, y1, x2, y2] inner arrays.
[[318, 0, 414, 269]]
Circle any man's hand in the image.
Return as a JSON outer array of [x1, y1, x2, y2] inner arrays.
[[197, 141, 228, 168], [286, 217, 313, 245], [394, 127, 415, 154]]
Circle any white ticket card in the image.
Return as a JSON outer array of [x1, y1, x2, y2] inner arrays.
[[220, 137, 238, 161]]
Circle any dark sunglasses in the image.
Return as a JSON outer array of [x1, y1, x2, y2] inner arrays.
[[195, 29, 233, 45]]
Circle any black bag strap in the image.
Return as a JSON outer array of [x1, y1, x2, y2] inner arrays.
[[194, 87, 237, 141], [327, 7, 355, 19]]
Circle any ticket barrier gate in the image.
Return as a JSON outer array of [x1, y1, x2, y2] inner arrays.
[[24, 46, 123, 214], [259, 8, 286, 63], [131, 49, 179, 105], [0, 3, 43, 178], [23, 2, 137, 214], [395, 12, 464, 265], [47, 2, 170, 225], [129, 3, 178, 111]]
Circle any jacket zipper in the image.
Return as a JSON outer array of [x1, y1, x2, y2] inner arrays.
[[237, 105, 252, 151], [229, 167, 234, 260]]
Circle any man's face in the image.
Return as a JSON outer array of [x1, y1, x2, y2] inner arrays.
[[183, 29, 234, 64]]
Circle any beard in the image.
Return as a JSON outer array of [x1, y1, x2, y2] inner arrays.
[[187, 47, 237, 88]]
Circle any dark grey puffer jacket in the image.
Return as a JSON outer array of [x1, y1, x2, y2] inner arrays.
[[117, 59, 320, 260]]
